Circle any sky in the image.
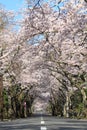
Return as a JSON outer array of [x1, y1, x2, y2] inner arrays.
[[0, 0, 25, 30], [0, 0, 25, 11]]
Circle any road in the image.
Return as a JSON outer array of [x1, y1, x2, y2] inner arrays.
[[0, 114, 87, 130]]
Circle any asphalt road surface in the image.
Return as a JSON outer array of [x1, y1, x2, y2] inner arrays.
[[0, 114, 87, 130]]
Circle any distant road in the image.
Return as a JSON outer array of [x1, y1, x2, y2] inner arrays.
[[0, 114, 87, 130]]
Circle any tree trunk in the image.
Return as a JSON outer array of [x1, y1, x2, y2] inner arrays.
[[81, 88, 86, 104], [0, 74, 3, 121], [63, 91, 69, 118]]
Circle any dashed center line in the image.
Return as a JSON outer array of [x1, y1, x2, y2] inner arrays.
[[41, 126, 47, 130], [41, 117, 43, 121], [41, 121, 45, 124], [41, 114, 47, 130]]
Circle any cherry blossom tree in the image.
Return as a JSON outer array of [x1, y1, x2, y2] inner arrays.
[[0, 0, 87, 119], [22, 0, 87, 116]]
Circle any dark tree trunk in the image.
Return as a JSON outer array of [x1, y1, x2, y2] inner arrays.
[[0, 75, 3, 121]]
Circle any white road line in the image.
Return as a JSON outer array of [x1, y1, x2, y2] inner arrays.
[[41, 114, 47, 130], [41, 126, 47, 130], [41, 120, 45, 124], [41, 117, 43, 121]]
